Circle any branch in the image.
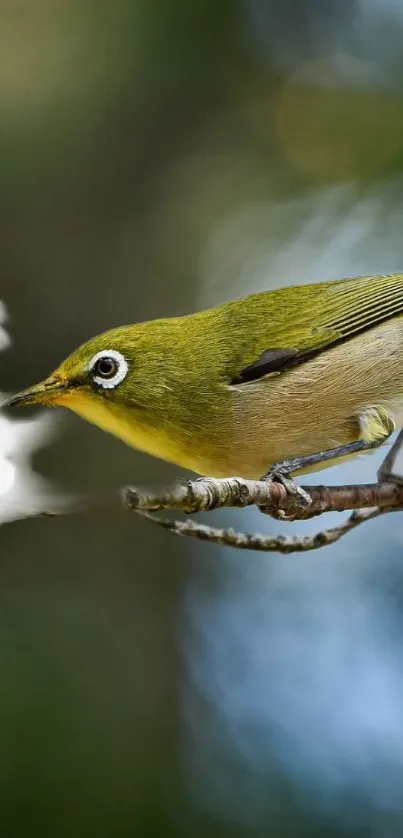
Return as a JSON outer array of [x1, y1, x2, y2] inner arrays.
[[122, 475, 403, 553], [133, 506, 391, 553], [35, 430, 403, 553], [123, 478, 403, 517]]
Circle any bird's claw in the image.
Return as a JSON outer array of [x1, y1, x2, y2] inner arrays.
[[259, 466, 312, 519]]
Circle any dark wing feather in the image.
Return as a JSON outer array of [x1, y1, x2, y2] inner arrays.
[[232, 348, 299, 384]]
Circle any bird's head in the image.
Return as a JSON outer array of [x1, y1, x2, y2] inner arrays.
[[4, 329, 134, 412], [2, 320, 205, 463]]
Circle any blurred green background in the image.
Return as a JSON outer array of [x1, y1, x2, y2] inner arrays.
[[3, 1, 403, 835]]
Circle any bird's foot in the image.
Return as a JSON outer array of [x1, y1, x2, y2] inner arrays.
[[259, 462, 312, 520]]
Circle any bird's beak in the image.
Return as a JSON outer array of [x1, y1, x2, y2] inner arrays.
[[2, 376, 70, 409]]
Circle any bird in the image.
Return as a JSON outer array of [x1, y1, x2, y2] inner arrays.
[[4, 273, 403, 482]]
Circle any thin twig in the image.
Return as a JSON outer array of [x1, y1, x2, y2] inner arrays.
[[134, 507, 391, 553], [122, 475, 403, 553]]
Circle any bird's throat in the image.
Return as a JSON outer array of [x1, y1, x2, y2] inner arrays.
[[58, 391, 206, 472]]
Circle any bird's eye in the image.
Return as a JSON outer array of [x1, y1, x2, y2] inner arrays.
[[88, 349, 128, 390], [94, 356, 117, 378]]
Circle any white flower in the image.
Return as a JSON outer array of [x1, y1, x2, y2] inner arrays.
[[0, 304, 64, 524]]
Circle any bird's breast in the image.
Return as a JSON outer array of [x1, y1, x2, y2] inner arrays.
[[59, 391, 221, 474]]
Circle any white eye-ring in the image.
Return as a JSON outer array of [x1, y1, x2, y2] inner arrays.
[[88, 349, 128, 389]]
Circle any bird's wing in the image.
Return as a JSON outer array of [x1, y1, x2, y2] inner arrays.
[[232, 274, 403, 384]]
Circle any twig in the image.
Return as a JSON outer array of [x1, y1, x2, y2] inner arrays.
[[122, 476, 403, 553], [134, 506, 391, 553], [31, 459, 403, 553]]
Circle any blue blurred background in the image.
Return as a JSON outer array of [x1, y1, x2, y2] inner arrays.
[[2, 1, 403, 835]]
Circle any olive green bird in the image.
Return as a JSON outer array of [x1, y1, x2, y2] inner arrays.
[[4, 274, 403, 481]]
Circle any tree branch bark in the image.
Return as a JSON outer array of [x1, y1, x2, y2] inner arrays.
[[123, 477, 403, 517], [122, 476, 403, 553]]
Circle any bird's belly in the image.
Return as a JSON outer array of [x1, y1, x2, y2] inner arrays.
[[224, 320, 403, 479], [220, 400, 400, 480]]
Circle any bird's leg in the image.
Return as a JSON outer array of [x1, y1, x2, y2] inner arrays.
[[260, 440, 377, 515], [377, 428, 403, 484], [259, 405, 395, 519]]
